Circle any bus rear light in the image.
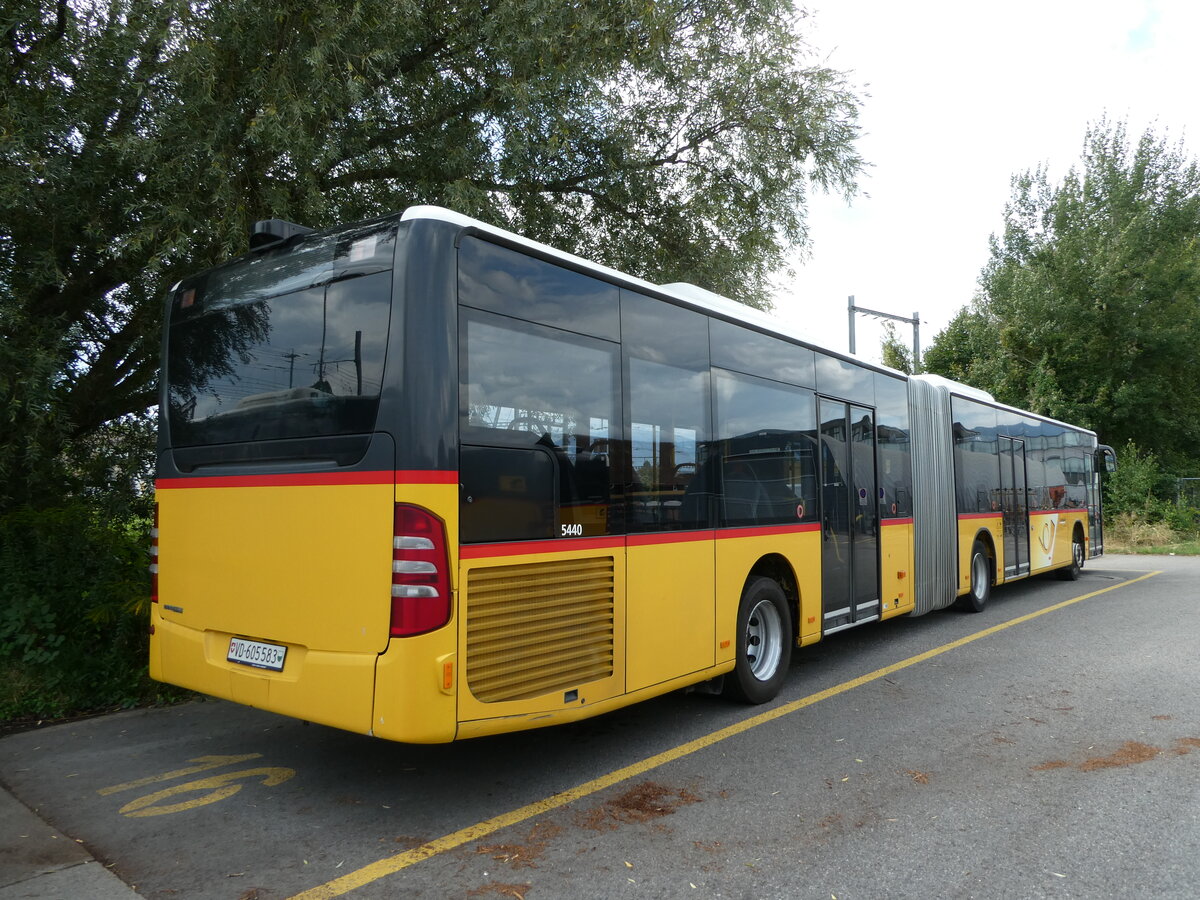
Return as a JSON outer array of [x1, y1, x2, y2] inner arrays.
[[391, 584, 440, 599], [150, 503, 160, 603], [395, 535, 435, 550], [390, 505, 451, 636]]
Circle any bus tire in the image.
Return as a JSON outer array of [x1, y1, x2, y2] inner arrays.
[[1057, 531, 1085, 581], [957, 540, 991, 613], [724, 577, 792, 704]]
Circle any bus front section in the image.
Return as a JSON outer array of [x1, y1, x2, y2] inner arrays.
[[152, 214, 461, 743]]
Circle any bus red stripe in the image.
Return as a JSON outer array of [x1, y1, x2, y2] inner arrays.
[[398, 470, 461, 484], [461, 536, 627, 558], [460, 523, 823, 560], [155, 470, 457, 489], [714, 523, 821, 540], [628, 530, 718, 547]]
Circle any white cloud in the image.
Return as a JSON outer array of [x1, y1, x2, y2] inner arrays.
[[773, 0, 1199, 368]]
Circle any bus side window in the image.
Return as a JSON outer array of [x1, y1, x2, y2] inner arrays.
[[460, 446, 557, 543], [713, 368, 818, 528], [951, 397, 999, 514], [627, 359, 710, 531], [622, 292, 712, 533], [460, 307, 621, 542]]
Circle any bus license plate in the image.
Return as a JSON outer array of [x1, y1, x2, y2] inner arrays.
[[227, 637, 287, 672]]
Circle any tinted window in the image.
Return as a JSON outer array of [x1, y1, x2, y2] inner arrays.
[[1028, 420, 1070, 510], [1059, 447, 1090, 508], [816, 353, 876, 405], [621, 290, 709, 368], [628, 359, 711, 530], [621, 292, 711, 531], [458, 237, 620, 340], [875, 374, 912, 518], [952, 396, 999, 513], [710, 318, 815, 387], [166, 219, 396, 447], [460, 446, 556, 543], [714, 370, 818, 527], [460, 310, 620, 541], [994, 406, 1026, 439]]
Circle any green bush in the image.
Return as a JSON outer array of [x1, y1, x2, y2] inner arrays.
[[1104, 441, 1171, 516], [0, 502, 178, 721], [1102, 441, 1200, 549], [1162, 501, 1200, 535]]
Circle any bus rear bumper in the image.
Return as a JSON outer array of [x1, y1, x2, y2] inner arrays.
[[150, 610, 376, 735], [371, 631, 458, 744]]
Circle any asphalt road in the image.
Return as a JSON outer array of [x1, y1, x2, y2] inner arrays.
[[1, 554, 1196, 900]]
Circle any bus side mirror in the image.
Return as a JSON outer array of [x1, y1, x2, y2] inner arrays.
[[1096, 445, 1117, 474]]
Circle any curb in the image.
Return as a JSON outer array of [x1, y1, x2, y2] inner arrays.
[[0, 786, 142, 899]]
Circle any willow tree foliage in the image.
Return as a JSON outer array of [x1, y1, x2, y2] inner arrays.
[[924, 122, 1200, 470], [0, 0, 864, 508]]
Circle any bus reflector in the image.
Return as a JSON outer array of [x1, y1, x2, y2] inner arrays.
[[391, 505, 451, 636]]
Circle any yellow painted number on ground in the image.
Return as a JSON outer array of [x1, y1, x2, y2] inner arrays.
[[97, 754, 262, 796], [98, 754, 296, 817]]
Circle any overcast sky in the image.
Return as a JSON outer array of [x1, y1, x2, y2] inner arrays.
[[771, 0, 1200, 367]]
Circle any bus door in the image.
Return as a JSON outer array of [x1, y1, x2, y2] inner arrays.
[[1088, 447, 1107, 556], [999, 437, 1030, 577], [819, 400, 880, 633]]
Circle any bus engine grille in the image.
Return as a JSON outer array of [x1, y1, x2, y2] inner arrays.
[[466, 557, 615, 703]]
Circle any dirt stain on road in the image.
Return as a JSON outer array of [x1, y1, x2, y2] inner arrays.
[[476, 822, 563, 869], [577, 781, 702, 832], [1033, 738, 1200, 772]]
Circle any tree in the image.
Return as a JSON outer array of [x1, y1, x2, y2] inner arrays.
[[879, 321, 912, 374], [924, 121, 1200, 470], [920, 306, 1000, 386], [1, 0, 864, 509]]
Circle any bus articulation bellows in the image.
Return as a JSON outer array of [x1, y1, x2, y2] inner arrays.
[[151, 207, 1115, 743]]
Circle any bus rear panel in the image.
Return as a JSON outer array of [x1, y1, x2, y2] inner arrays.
[[154, 215, 461, 742]]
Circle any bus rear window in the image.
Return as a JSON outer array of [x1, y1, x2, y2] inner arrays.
[[166, 220, 396, 449]]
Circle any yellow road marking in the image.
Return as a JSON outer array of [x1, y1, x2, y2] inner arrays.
[[98, 754, 262, 796], [119, 767, 296, 818], [290, 571, 1161, 900]]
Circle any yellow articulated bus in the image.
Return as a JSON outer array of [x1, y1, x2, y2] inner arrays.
[[151, 206, 1116, 743]]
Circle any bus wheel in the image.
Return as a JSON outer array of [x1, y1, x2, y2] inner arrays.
[[725, 577, 791, 704], [957, 541, 991, 613], [1058, 532, 1085, 580]]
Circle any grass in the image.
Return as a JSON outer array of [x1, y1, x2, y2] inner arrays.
[[1104, 511, 1200, 555], [1110, 539, 1200, 556]]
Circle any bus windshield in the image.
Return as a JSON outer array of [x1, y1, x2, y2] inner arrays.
[[165, 218, 397, 449]]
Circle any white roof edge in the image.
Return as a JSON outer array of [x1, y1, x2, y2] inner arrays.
[[401, 205, 484, 230], [912, 373, 995, 403], [400, 205, 656, 292], [658, 282, 787, 331]]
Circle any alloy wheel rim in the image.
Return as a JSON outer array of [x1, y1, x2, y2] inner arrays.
[[746, 599, 783, 681], [972, 553, 988, 598]]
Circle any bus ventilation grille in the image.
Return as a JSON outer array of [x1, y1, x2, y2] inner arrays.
[[466, 557, 615, 703]]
